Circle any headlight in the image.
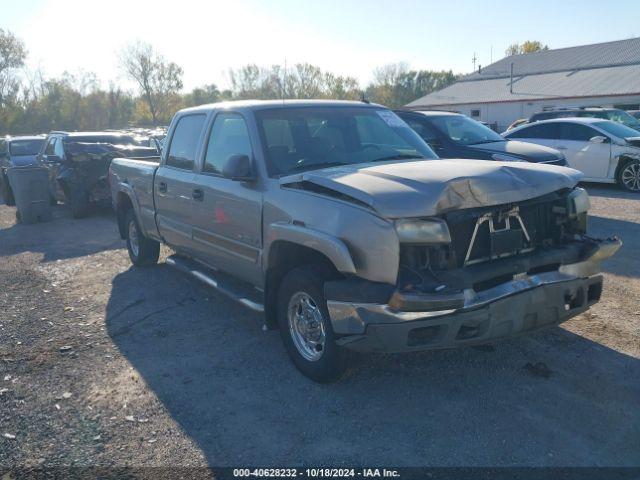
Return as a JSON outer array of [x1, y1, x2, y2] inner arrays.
[[491, 153, 525, 162], [395, 218, 451, 244], [567, 187, 590, 218]]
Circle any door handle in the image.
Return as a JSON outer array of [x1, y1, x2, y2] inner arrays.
[[556, 146, 567, 150], [192, 188, 204, 201], [158, 181, 167, 193]]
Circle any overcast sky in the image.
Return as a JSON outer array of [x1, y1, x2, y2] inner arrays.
[[4, 0, 640, 91]]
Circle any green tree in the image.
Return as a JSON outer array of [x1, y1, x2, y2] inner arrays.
[[505, 40, 549, 57]]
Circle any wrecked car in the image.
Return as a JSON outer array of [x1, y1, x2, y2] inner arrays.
[[109, 100, 621, 382], [38, 132, 158, 218], [0, 135, 46, 205]]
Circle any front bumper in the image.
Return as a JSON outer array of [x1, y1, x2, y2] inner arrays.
[[327, 238, 621, 353]]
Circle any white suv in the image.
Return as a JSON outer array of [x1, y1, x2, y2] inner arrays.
[[504, 117, 640, 192]]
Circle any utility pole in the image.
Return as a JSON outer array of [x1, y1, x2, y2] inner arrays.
[[472, 52, 477, 72]]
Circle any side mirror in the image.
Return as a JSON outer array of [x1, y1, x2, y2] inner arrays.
[[46, 154, 62, 163], [589, 135, 608, 144], [222, 154, 254, 181]]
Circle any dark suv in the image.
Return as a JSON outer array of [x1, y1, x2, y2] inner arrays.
[[396, 110, 567, 166], [38, 132, 158, 217], [0, 135, 46, 205], [529, 108, 640, 132]]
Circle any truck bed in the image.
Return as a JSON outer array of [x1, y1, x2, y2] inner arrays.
[[109, 157, 161, 240]]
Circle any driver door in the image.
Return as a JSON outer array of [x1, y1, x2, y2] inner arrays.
[[556, 123, 611, 179], [190, 112, 262, 284]]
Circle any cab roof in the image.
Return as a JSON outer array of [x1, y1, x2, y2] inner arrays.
[[177, 99, 384, 115]]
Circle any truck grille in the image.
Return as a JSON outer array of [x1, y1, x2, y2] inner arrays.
[[443, 195, 563, 268]]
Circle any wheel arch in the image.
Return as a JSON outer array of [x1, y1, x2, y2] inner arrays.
[[263, 233, 352, 330]]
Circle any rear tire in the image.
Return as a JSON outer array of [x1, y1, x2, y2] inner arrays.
[[277, 265, 349, 383], [618, 159, 640, 192], [125, 209, 160, 267]]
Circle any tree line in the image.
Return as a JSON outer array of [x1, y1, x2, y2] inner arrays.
[[1, 28, 546, 135]]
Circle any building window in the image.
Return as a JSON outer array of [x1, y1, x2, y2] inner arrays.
[[470, 109, 480, 118]]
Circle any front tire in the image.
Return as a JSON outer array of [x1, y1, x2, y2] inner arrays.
[[618, 159, 640, 192], [277, 265, 349, 383], [125, 209, 160, 267]]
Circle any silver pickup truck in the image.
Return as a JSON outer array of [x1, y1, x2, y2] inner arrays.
[[109, 100, 620, 382]]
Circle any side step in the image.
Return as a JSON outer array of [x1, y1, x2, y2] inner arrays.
[[165, 255, 264, 313]]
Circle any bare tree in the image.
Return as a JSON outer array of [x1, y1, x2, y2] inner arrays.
[[120, 41, 183, 125]]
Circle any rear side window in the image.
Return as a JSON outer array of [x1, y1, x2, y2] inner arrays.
[[508, 123, 559, 140], [167, 114, 207, 170], [558, 123, 597, 141], [203, 113, 253, 174]]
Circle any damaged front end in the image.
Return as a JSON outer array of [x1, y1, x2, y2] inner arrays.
[[57, 143, 158, 207], [325, 187, 621, 353]]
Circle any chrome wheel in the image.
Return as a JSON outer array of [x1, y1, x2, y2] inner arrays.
[[621, 162, 640, 191], [128, 219, 140, 258], [287, 292, 326, 362]]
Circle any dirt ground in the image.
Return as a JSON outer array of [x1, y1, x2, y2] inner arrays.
[[0, 184, 638, 469]]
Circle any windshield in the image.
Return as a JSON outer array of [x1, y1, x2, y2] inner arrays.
[[579, 110, 640, 129], [255, 107, 437, 176], [429, 115, 504, 146], [594, 121, 640, 139], [9, 139, 44, 156]]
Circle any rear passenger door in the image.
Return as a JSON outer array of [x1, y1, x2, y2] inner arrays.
[[507, 123, 560, 150], [191, 111, 263, 285], [154, 113, 207, 254]]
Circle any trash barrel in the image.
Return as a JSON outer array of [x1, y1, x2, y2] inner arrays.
[[6, 166, 52, 224]]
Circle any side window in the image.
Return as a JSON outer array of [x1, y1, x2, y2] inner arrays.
[[54, 138, 65, 158], [559, 123, 598, 142], [406, 119, 439, 143], [167, 114, 207, 170], [44, 138, 57, 155], [0, 140, 6, 156], [509, 123, 559, 140], [203, 113, 253, 174]]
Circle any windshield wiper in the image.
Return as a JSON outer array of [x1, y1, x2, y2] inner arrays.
[[372, 154, 425, 162]]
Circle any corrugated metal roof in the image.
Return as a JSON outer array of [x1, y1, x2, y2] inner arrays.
[[468, 37, 640, 79], [407, 38, 640, 107]]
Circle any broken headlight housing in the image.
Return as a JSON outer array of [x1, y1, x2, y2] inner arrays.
[[554, 187, 590, 234], [395, 218, 451, 244]]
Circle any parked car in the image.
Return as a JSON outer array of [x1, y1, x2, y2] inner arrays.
[[110, 100, 620, 382], [38, 132, 158, 217], [504, 117, 640, 191], [627, 110, 640, 120], [0, 135, 46, 205], [527, 108, 640, 132], [506, 118, 529, 132], [396, 110, 567, 166]]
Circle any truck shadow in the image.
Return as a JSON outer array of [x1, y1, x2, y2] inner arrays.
[[0, 204, 122, 262], [106, 265, 640, 467], [588, 215, 639, 278]]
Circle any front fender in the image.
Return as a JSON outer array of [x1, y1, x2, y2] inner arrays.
[[266, 223, 357, 274]]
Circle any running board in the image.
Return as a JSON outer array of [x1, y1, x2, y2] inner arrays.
[[165, 255, 264, 313]]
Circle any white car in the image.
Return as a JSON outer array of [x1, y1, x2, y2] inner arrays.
[[503, 117, 640, 192]]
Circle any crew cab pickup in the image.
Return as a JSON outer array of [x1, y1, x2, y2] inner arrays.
[[109, 100, 621, 382]]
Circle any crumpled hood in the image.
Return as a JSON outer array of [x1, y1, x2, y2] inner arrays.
[[281, 159, 582, 218], [471, 140, 562, 162], [9, 154, 38, 167]]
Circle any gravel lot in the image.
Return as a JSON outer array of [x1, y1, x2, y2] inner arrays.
[[0, 184, 638, 468]]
